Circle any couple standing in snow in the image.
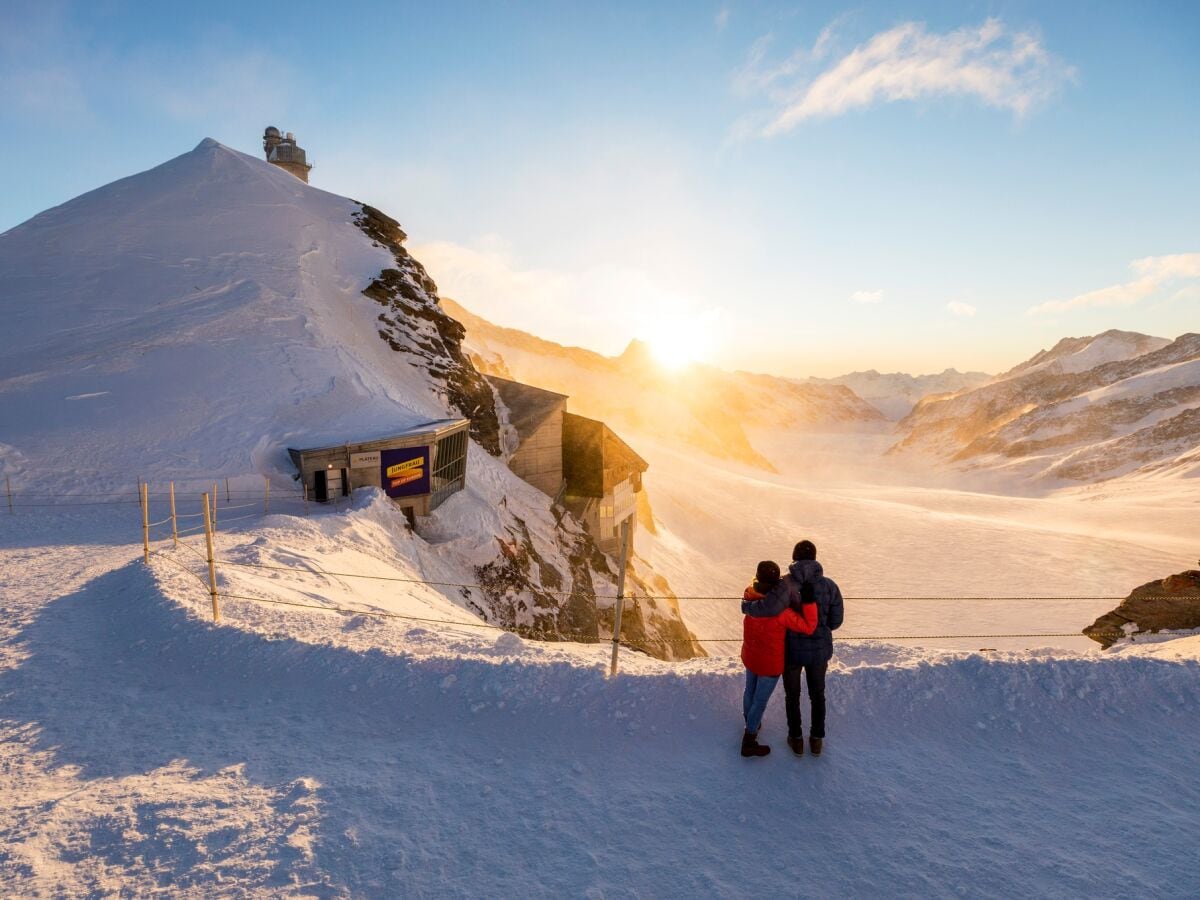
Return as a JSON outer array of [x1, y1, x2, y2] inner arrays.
[[740, 540, 844, 758]]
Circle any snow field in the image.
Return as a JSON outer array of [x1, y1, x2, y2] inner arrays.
[[633, 435, 1200, 654], [4, 506, 1200, 896]]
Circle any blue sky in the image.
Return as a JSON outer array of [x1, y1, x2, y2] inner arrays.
[[2, 0, 1197, 376]]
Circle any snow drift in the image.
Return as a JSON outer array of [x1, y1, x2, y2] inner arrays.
[[2, 511, 1198, 896]]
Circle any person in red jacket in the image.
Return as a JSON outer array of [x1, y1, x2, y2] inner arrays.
[[739, 560, 818, 757]]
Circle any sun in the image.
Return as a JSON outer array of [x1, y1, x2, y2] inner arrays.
[[647, 335, 703, 370], [640, 310, 716, 372]]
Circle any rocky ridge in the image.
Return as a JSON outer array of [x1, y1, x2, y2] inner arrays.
[[1084, 570, 1200, 648], [892, 331, 1200, 482]]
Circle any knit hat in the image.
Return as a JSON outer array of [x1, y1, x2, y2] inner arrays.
[[792, 540, 817, 561], [755, 560, 781, 590]]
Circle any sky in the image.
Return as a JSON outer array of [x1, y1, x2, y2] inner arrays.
[[1, 0, 1197, 378]]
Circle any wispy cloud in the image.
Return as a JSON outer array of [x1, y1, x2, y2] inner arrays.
[[851, 289, 884, 304], [736, 17, 1074, 137], [1028, 253, 1200, 315], [715, 5, 731, 32], [946, 301, 977, 317]]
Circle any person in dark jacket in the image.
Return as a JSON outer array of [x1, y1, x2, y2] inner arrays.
[[739, 561, 817, 758], [780, 540, 844, 757]]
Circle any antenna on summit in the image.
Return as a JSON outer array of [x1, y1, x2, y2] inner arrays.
[[262, 126, 312, 183]]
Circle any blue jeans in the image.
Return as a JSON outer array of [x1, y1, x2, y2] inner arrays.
[[743, 670, 780, 734]]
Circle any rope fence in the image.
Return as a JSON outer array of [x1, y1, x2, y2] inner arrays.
[[7, 474, 1197, 666], [151, 550, 1199, 647], [146, 528, 1200, 665]]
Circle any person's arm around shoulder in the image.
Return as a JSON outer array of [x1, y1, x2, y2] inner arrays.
[[742, 583, 788, 617], [779, 597, 818, 635], [827, 579, 845, 631]]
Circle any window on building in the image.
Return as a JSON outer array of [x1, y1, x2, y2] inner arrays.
[[431, 428, 468, 510]]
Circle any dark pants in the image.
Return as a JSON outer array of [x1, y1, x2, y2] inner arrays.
[[783, 661, 828, 739]]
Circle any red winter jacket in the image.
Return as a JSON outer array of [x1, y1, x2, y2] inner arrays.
[[741, 582, 818, 677]]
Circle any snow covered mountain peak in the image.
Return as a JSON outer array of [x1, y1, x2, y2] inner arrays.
[[0, 137, 498, 486], [803, 368, 992, 420], [1000, 329, 1171, 380], [893, 331, 1200, 483], [0, 138, 702, 657]]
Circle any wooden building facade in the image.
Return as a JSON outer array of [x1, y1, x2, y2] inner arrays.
[[288, 418, 469, 518], [488, 376, 567, 498]]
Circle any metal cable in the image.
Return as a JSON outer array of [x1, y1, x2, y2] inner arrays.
[[200, 592, 1197, 644], [215, 513, 260, 524], [147, 550, 211, 589], [202, 559, 1194, 603]]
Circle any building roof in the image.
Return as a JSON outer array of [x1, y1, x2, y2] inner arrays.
[[288, 418, 467, 455], [562, 412, 648, 498], [487, 376, 568, 443]]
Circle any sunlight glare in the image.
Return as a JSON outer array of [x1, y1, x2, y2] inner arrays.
[[640, 308, 717, 371]]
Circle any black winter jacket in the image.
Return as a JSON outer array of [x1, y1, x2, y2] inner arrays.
[[783, 559, 844, 665]]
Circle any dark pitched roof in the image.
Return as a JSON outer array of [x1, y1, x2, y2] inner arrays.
[[487, 376, 568, 443], [563, 413, 648, 498]]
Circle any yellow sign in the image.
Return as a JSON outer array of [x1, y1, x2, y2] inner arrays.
[[389, 470, 424, 489], [386, 456, 425, 478]]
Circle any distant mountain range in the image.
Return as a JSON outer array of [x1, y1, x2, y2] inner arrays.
[[891, 329, 1200, 482], [447, 302, 1200, 486], [442, 299, 887, 472], [803, 369, 992, 419]]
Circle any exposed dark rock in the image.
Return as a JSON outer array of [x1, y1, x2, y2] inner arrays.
[[352, 204, 500, 454], [469, 505, 704, 661], [1083, 570, 1200, 648]]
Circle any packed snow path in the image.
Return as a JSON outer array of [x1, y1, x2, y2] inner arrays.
[[2, 515, 1199, 896]]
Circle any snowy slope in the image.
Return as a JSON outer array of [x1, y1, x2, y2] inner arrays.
[[1001, 329, 1172, 379], [893, 331, 1200, 482], [0, 139, 698, 656], [2, 507, 1199, 896], [804, 368, 992, 419], [633, 433, 1200, 654], [0, 138, 478, 488]]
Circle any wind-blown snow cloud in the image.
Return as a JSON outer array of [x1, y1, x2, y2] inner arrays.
[[738, 18, 1074, 136], [851, 289, 884, 304], [946, 301, 977, 317], [1028, 253, 1200, 315]]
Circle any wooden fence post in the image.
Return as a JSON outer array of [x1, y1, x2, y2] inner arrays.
[[610, 518, 632, 677], [202, 492, 220, 621], [169, 481, 178, 548], [211, 482, 218, 531], [225, 477, 231, 504], [4, 475, 12, 514], [141, 482, 150, 564]]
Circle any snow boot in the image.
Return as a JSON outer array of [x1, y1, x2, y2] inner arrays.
[[809, 737, 823, 757], [787, 735, 804, 756], [741, 730, 770, 758]]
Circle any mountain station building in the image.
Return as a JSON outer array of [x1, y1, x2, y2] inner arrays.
[[288, 418, 468, 519], [488, 375, 648, 555], [263, 126, 312, 182]]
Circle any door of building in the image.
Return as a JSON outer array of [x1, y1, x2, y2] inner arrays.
[[312, 468, 348, 502]]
